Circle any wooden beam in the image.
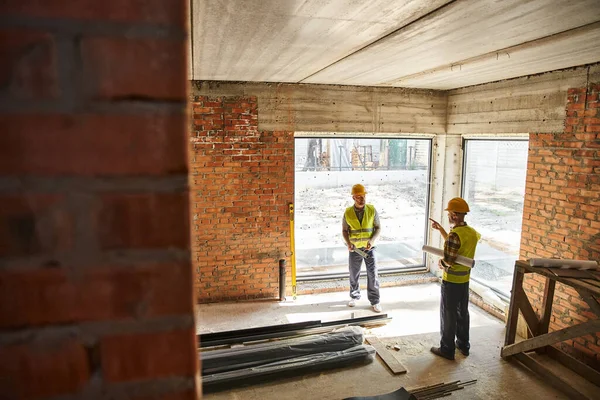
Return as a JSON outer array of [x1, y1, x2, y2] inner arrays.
[[516, 286, 540, 336], [539, 278, 556, 334], [504, 266, 525, 348], [546, 346, 600, 387], [513, 353, 590, 400], [501, 319, 600, 357], [576, 290, 600, 317], [365, 336, 407, 375], [535, 277, 556, 354], [555, 277, 600, 296]]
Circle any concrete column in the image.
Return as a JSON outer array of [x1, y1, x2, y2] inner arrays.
[[427, 133, 463, 276]]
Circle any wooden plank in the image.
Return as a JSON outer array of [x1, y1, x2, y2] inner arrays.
[[575, 290, 600, 317], [513, 353, 591, 400], [539, 278, 556, 335], [582, 276, 600, 285], [518, 263, 600, 296], [501, 319, 600, 357], [365, 336, 407, 375], [561, 278, 600, 296], [516, 286, 540, 336], [504, 266, 525, 349], [551, 269, 596, 279], [535, 276, 556, 355], [546, 346, 600, 387]]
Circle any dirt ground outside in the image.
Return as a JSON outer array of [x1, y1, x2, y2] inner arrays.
[[294, 170, 525, 296]]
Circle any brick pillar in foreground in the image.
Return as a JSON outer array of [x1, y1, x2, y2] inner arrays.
[[0, 2, 200, 398]]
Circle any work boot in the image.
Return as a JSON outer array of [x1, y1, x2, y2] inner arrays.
[[348, 299, 356, 307], [430, 346, 455, 360], [455, 340, 469, 356]]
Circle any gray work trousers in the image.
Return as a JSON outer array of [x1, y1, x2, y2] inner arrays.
[[348, 248, 380, 305]]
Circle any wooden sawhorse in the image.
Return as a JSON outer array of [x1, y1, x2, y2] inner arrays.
[[501, 260, 600, 399]]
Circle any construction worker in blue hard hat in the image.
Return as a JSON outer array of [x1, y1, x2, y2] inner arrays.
[[342, 184, 382, 313], [428, 197, 481, 360]]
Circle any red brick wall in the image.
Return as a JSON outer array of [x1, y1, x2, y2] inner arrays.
[[190, 96, 294, 303], [520, 82, 600, 369], [0, 2, 200, 399]]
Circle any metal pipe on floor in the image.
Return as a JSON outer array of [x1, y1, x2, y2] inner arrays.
[[199, 314, 391, 348]]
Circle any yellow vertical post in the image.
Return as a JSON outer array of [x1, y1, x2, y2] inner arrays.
[[288, 203, 297, 299]]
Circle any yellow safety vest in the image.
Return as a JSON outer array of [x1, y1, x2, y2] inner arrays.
[[443, 225, 481, 284], [345, 205, 375, 249]]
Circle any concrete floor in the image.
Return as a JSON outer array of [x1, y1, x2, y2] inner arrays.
[[196, 283, 572, 399]]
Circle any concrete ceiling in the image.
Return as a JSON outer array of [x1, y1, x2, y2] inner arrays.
[[191, 0, 600, 90]]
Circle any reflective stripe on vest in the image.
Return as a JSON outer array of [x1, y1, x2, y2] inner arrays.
[[345, 204, 375, 249], [443, 225, 481, 284]]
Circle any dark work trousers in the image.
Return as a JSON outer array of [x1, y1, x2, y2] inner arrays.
[[348, 248, 380, 305], [440, 280, 470, 355]]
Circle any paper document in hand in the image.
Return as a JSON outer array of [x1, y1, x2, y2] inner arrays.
[[421, 245, 475, 268]]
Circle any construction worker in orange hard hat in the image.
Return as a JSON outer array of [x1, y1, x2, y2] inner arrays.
[[342, 184, 382, 313], [428, 197, 481, 361]]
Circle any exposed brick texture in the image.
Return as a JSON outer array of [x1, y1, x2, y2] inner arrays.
[[0, 262, 192, 328], [82, 37, 187, 100], [0, 194, 72, 257], [101, 329, 197, 382], [520, 82, 600, 370], [2, 1, 186, 25], [0, 114, 188, 176], [0, 1, 199, 399], [0, 339, 90, 399], [98, 192, 190, 249], [0, 29, 58, 100], [190, 96, 294, 303]]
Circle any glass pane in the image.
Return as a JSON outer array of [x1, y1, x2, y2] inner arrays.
[[295, 138, 431, 277], [462, 140, 528, 296]]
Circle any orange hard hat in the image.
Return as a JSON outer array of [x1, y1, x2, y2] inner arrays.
[[445, 197, 470, 213], [351, 184, 366, 196]]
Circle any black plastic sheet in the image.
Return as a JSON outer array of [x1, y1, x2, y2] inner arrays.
[[201, 326, 364, 374], [202, 344, 375, 392]]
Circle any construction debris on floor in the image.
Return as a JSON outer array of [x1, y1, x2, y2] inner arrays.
[[343, 380, 476, 400], [199, 315, 391, 393], [199, 314, 391, 347]]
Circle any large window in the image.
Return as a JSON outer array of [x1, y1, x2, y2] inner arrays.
[[294, 137, 432, 278], [462, 139, 528, 297]]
